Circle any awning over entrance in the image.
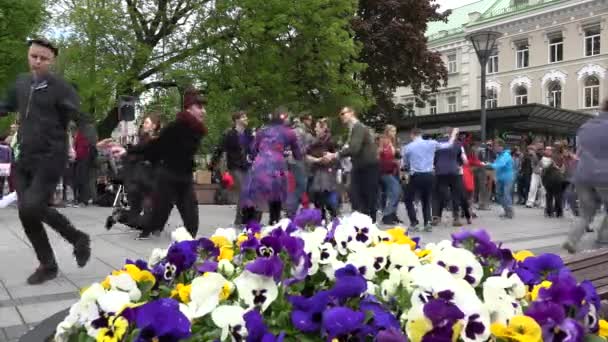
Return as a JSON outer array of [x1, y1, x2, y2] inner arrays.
[[397, 103, 594, 136]]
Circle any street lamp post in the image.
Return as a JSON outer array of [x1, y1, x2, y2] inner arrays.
[[466, 30, 501, 144], [466, 30, 501, 210]]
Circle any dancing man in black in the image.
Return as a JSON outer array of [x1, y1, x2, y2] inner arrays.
[[125, 89, 207, 239], [0, 38, 92, 284]]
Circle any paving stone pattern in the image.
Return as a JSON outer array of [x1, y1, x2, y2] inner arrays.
[[0, 204, 605, 341]]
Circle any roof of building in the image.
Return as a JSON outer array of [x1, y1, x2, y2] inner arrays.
[[397, 103, 593, 135], [427, 0, 571, 42]]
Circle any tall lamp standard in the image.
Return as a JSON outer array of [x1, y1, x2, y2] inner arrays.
[[466, 30, 501, 144], [466, 30, 501, 210]]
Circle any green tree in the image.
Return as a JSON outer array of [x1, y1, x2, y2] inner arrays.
[[0, 0, 45, 92], [352, 0, 450, 125]]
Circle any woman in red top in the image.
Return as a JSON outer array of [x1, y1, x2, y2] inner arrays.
[[378, 125, 402, 225]]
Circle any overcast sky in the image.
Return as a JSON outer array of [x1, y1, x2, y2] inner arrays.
[[435, 0, 483, 10]]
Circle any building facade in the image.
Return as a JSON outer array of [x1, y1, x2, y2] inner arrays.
[[395, 0, 608, 118]]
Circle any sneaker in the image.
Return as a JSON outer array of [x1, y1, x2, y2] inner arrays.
[[466, 218, 472, 225], [452, 219, 463, 227], [424, 224, 433, 232], [382, 216, 398, 225], [409, 224, 420, 232], [586, 226, 594, 233], [73, 235, 91, 268], [431, 217, 441, 226], [27, 265, 58, 285], [562, 241, 576, 254], [136, 232, 152, 240]]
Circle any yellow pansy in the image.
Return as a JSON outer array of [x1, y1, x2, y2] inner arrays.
[[211, 235, 232, 248], [218, 246, 235, 262], [385, 227, 416, 250], [513, 250, 534, 262], [416, 249, 432, 258], [529, 281, 552, 301], [236, 234, 249, 247], [220, 282, 233, 300], [171, 283, 192, 303], [407, 315, 433, 342], [96, 315, 128, 342], [101, 277, 111, 289], [123, 264, 156, 286], [599, 319, 608, 338], [491, 315, 542, 342]]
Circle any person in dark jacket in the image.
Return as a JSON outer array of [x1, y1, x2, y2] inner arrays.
[[307, 118, 339, 221], [0, 38, 91, 284], [210, 111, 254, 225], [104, 113, 162, 231], [126, 89, 207, 239]]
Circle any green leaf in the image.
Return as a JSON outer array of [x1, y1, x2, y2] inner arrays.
[[584, 335, 608, 342]]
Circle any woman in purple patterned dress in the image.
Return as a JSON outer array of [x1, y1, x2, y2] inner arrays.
[[241, 109, 301, 225]]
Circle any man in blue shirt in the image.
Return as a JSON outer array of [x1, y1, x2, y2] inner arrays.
[[488, 139, 515, 219], [401, 127, 458, 231]]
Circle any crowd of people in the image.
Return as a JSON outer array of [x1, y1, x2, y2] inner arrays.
[[1, 36, 607, 286]]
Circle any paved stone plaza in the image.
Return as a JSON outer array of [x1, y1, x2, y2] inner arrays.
[[0, 204, 606, 341]]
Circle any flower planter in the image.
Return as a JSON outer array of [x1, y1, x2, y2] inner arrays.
[[19, 308, 69, 342]]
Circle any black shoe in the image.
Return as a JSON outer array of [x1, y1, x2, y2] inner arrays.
[[382, 216, 397, 225], [73, 234, 91, 268], [27, 265, 58, 285], [136, 232, 152, 240], [105, 216, 115, 230]]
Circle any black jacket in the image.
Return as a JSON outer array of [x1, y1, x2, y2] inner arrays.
[[211, 127, 254, 171], [129, 113, 205, 178], [0, 73, 92, 167]]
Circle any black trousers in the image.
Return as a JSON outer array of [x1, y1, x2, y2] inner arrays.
[[545, 186, 564, 217], [350, 164, 380, 222], [15, 160, 85, 267], [141, 168, 199, 237], [74, 158, 91, 203], [517, 174, 531, 204], [242, 201, 281, 226], [433, 174, 467, 219], [312, 191, 338, 221], [404, 173, 434, 226]]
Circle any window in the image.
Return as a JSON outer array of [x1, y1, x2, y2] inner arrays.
[[429, 97, 437, 115], [515, 86, 528, 105], [585, 27, 601, 57], [447, 54, 457, 73], [584, 76, 600, 108], [486, 88, 497, 108], [487, 54, 498, 74], [547, 81, 562, 108], [447, 95, 457, 112], [549, 36, 563, 63], [516, 41, 529, 69]]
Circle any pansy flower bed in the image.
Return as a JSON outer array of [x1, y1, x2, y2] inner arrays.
[[54, 210, 608, 341]]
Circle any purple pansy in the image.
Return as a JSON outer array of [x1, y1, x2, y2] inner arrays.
[[241, 235, 261, 251], [197, 261, 218, 274], [326, 218, 340, 241], [128, 298, 191, 342], [525, 301, 566, 339], [539, 270, 585, 307], [244, 309, 285, 342], [423, 299, 465, 327], [289, 291, 331, 332], [452, 229, 499, 259], [329, 264, 367, 301], [555, 318, 585, 342], [245, 255, 284, 281], [293, 209, 323, 229], [197, 238, 219, 257], [125, 259, 149, 271], [322, 307, 365, 339], [579, 280, 600, 333], [258, 236, 282, 257], [376, 328, 408, 342], [244, 221, 262, 234], [515, 253, 567, 285], [360, 299, 400, 332], [166, 240, 198, 274]]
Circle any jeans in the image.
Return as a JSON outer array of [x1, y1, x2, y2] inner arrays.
[[380, 174, 401, 218], [286, 161, 307, 216], [350, 164, 380, 222], [566, 184, 608, 246], [404, 173, 433, 226], [496, 180, 514, 216], [564, 183, 579, 215]]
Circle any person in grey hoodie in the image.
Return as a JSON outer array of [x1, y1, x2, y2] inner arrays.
[[563, 100, 608, 253]]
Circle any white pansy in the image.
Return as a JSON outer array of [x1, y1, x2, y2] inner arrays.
[[262, 218, 291, 235], [97, 290, 131, 314], [381, 268, 414, 301], [171, 227, 194, 242], [306, 247, 320, 276], [433, 246, 484, 287], [218, 259, 235, 277], [148, 248, 168, 267], [108, 273, 141, 301], [213, 228, 238, 242], [211, 305, 247, 341], [387, 244, 421, 272], [367, 281, 379, 296], [234, 271, 278, 312], [322, 259, 345, 281], [54, 313, 79, 342], [483, 272, 526, 325], [373, 229, 392, 245], [346, 250, 377, 280], [333, 223, 356, 255], [368, 244, 390, 272], [298, 227, 328, 249], [318, 243, 338, 265], [185, 273, 227, 319]]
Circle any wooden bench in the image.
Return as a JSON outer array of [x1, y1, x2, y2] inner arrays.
[[563, 249, 608, 299]]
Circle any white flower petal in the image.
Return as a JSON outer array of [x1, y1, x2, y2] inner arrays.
[[189, 273, 227, 318], [171, 227, 194, 242], [213, 228, 238, 242], [97, 290, 131, 314], [148, 248, 168, 267], [234, 271, 278, 312], [211, 305, 247, 341]]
